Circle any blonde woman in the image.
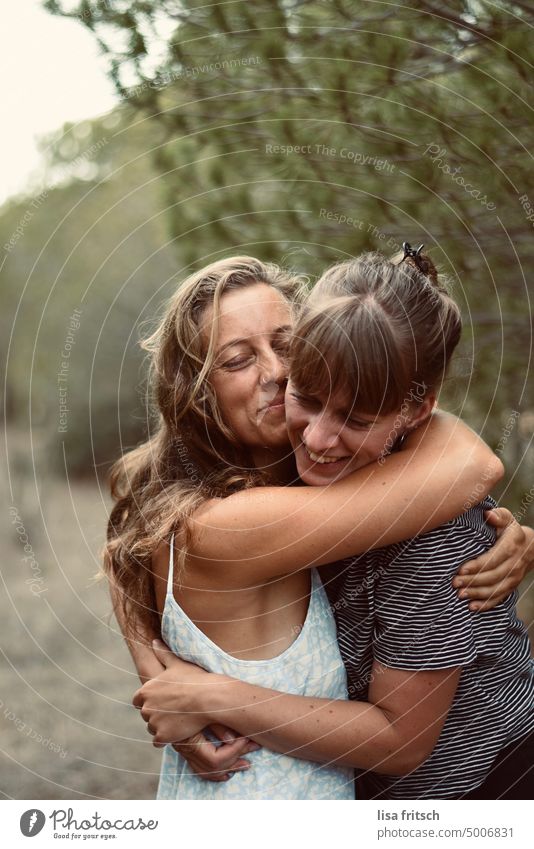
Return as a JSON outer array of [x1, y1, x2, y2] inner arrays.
[[106, 257, 532, 798], [133, 252, 534, 799]]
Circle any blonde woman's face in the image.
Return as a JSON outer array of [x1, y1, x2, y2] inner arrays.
[[204, 284, 293, 459]]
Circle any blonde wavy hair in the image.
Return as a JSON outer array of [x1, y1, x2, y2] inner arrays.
[[104, 256, 303, 641]]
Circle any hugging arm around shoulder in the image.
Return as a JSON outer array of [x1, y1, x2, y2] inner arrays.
[[116, 411, 501, 687], [188, 411, 502, 589]]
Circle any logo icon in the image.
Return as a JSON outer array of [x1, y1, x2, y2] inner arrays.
[[20, 810, 46, 837]]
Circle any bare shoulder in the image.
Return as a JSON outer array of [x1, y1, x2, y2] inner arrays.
[[152, 497, 222, 580], [190, 495, 225, 523], [151, 498, 225, 597]]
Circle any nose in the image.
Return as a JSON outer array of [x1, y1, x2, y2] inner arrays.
[[303, 413, 341, 454], [259, 346, 288, 387]]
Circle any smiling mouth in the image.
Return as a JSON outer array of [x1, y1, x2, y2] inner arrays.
[[305, 447, 350, 465]]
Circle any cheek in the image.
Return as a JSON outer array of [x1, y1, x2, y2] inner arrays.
[[342, 432, 367, 456], [342, 428, 390, 460], [211, 372, 254, 425], [284, 399, 310, 438], [357, 427, 397, 460]]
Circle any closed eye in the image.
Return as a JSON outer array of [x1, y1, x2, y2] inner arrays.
[[289, 391, 321, 409], [221, 354, 255, 370], [347, 417, 373, 429]]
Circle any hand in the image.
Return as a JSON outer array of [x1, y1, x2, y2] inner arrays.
[[452, 508, 534, 611], [172, 724, 261, 782], [137, 649, 166, 685], [132, 640, 232, 746]]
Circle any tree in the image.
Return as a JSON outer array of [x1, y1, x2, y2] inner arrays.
[[1, 107, 177, 475], [33, 0, 534, 514]]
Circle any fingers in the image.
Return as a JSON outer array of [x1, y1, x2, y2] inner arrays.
[[454, 561, 510, 589], [455, 553, 505, 581], [174, 734, 257, 773], [468, 591, 509, 612], [484, 507, 515, 528], [457, 528, 524, 577], [456, 551, 493, 577], [454, 567, 516, 607], [453, 514, 528, 605], [171, 733, 255, 782], [205, 736, 257, 766], [176, 735, 218, 757], [140, 706, 152, 724], [244, 740, 262, 754], [209, 724, 239, 743], [151, 638, 174, 656], [485, 511, 525, 547], [462, 581, 513, 601], [484, 509, 523, 543], [151, 639, 183, 669], [183, 756, 251, 782], [181, 753, 251, 778], [208, 724, 261, 753], [457, 577, 515, 611], [173, 731, 209, 752]]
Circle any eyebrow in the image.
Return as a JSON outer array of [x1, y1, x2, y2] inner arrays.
[[216, 325, 292, 357], [291, 386, 375, 420]]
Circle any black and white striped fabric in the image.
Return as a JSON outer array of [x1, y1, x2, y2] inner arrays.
[[320, 496, 534, 799]]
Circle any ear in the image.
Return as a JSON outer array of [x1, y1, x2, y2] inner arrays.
[[407, 394, 436, 430]]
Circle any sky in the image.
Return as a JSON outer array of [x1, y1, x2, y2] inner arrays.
[[2, 0, 118, 206]]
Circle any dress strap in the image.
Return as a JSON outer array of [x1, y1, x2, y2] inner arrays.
[[167, 533, 175, 596]]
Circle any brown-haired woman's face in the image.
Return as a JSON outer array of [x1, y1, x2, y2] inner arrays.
[[203, 284, 293, 460], [285, 380, 434, 486]]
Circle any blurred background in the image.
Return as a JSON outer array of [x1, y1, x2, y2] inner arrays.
[[1, 0, 533, 799]]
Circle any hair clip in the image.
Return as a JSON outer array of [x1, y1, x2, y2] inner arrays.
[[402, 242, 425, 265], [401, 241, 438, 284]]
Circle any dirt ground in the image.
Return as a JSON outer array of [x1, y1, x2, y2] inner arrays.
[[1, 434, 161, 800], [1, 430, 533, 800]]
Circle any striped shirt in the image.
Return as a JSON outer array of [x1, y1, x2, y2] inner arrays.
[[320, 496, 534, 799]]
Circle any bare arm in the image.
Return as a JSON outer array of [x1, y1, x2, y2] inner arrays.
[[135, 649, 461, 775], [189, 411, 503, 588], [206, 664, 461, 775], [133, 507, 495, 775], [109, 579, 164, 684], [110, 580, 259, 772]]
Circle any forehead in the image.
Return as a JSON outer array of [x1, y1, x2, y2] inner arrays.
[[202, 283, 291, 344], [292, 379, 356, 415]]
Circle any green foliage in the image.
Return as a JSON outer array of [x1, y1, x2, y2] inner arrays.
[[1, 108, 177, 475], [4, 1, 533, 514]]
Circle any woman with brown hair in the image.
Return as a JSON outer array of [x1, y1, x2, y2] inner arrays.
[[132, 249, 534, 798], [107, 255, 531, 798]]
